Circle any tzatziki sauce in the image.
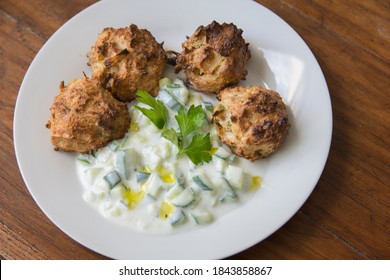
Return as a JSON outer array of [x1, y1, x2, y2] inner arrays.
[[76, 77, 262, 234]]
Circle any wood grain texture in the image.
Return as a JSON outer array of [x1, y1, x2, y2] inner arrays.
[[1, 0, 389, 259]]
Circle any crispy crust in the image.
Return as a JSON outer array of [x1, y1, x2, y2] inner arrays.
[[88, 24, 166, 101], [46, 77, 130, 153], [212, 86, 290, 160], [176, 21, 250, 94]]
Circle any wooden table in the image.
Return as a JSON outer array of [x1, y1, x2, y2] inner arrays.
[[1, 0, 389, 260]]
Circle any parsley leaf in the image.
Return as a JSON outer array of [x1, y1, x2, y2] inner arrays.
[[175, 105, 206, 139], [161, 128, 179, 147], [180, 133, 212, 165], [134, 90, 167, 129]]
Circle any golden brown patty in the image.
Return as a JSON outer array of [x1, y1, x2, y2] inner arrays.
[[212, 86, 290, 161], [176, 21, 250, 94], [46, 77, 130, 153], [87, 24, 166, 101]]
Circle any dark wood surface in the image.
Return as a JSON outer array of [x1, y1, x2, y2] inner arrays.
[[1, 0, 389, 259]]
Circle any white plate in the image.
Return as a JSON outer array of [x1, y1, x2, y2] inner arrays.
[[14, 0, 332, 259]]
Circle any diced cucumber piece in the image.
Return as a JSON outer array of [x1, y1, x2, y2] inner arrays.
[[214, 157, 227, 173], [218, 191, 238, 203], [202, 101, 214, 121], [84, 167, 103, 185], [175, 170, 185, 186], [169, 188, 194, 207], [109, 140, 120, 152], [109, 184, 124, 200], [142, 173, 163, 199], [181, 92, 190, 105], [203, 101, 214, 112], [187, 94, 202, 106], [192, 172, 213, 191], [216, 177, 237, 203], [220, 177, 236, 193], [168, 209, 185, 226], [205, 110, 213, 122], [225, 165, 244, 189], [125, 148, 138, 177], [158, 89, 181, 111], [159, 77, 171, 88], [96, 147, 112, 163], [119, 135, 133, 149], [142, 146, 162, 171], [157, 142, 172, 159], [214, 146, 232, 159], [166, 83, 181, 89], [172, 88, 189, 105], [118, 136, 129, 150], [209, 126, 220, 147], [166, 183, 184, 200], [109, 136, 129, 151], [116, 150, 126, 179], [116, 148, 138, 180], [172, 78, 186, 86], [164, 78, 189, 105], [146, 193, 157, 201], [136, 171, 150, 183], [77, 154, 93, 165], [226, 154, 236, 164], [103, 170, 121, 189], [190, 211, 213, 225]]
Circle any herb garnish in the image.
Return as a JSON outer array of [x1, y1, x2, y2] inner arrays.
[[163, 105, 212, 165], [135, 90, 212, 165]]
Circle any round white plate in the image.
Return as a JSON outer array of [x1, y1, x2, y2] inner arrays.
[[14, 0, 332, 259]]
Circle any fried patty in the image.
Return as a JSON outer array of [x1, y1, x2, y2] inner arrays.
[[212, 86, 290, 161], [176, 21, 250, 94], [46, 77, 130, 153], [88, 24, 166, 101]]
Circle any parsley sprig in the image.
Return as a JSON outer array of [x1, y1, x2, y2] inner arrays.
[[135, 90, 212, 165], [163, 105, 212, 165]]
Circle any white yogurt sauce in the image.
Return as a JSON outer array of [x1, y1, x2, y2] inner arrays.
[[76, 77, 262, 234]]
